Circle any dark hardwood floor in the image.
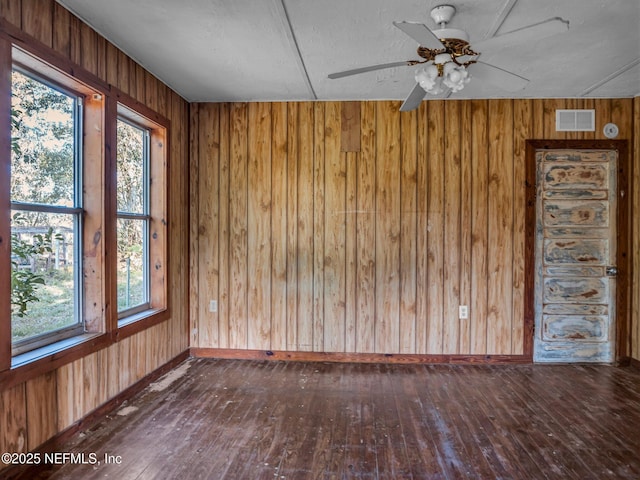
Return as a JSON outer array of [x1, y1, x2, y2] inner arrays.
[[16, 358, 640, 479]]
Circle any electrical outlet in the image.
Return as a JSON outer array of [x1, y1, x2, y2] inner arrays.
[[209, 300, 218, 313], [459, 305, 468, 319]]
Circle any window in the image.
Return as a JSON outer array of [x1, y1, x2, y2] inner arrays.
[[10, 68, 84, 355], [116, 118, 150, 317], [1, 42, 168, 370], [115, 103, 168, 329]]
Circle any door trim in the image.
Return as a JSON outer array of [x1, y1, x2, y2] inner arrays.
[[525, 140, 630, 363]]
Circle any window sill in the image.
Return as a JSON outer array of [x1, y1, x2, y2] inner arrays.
[[117, 307, 169, 338], [11, 332, 104, 369]]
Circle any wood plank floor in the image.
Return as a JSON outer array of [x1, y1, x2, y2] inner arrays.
[[17, 359, 640, 479]]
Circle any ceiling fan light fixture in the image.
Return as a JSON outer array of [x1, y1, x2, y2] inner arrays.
[[442, 62, 470, 92], [415, 58, 470, 95], [415, 65, 448, 95]]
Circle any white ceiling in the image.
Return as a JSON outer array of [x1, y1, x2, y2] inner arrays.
[[56, 0, 639, 103]]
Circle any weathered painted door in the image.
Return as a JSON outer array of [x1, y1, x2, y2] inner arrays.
[[534, 149, 617, 363]]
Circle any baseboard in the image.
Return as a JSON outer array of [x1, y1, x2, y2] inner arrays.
[[0, 349, 189, 480], [190, 347, 533, 365], [630, 357, 640, 370]]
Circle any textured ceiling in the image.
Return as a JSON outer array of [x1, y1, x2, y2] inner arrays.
[[56, 0, 639, 103]]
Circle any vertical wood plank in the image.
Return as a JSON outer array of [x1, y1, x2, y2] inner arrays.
[[296, 102, 314, 351], [356, 102, 376, 353], [313, 102, 325, 351], [486, 100, 514, 354], [52, 2, 71, 58], [117, 336, 132, 392], [0, 383, 27, 454], [105, 41, 119, 88], [271, 102, 288, 350], [157, 82, 168, 119], [229, 103, 249, 349], [145, 71, 158, 112], [116, 50, 129, 94], [532, 100, 545, 139], [286, 103, 299, 351], [79, 22, 97, 75], [415, 101, 429, 353], [95, 35, 107, 81], [135, 64, 146, 104], [512, 99, 533, 355], [144, 325, 160, 377], [0, 0, 22, 27], [459, 100, 473, 354], [56, 362, 75, 431], [189, 103, 201, 347], [443, 101, 462, 354], [26, 372, 57, 450], [323, 101, 346, 352], [470, 100, 489, 354], [247, 102, 272, 350], [426, 100, 445, 354], [218, 103, 231, 349], [594, 99, 612, 140], [127, 57, 138, 101], [341, 101, 361, 152], [375, 101, 401, 353], [345, 149, 358, 352], [106, 343, 120, 400], [399, 108, 418, 353], [21, 0, 53, 47], [197, 104, 220, 348], [543, 99, 566, 139], [94, 347, 109, 408], [611, 98, 632, 140]]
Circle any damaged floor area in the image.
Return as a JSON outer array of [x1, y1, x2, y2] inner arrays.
[[14, 358, 640, 479]]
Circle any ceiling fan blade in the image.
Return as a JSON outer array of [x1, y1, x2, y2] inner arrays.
[[399, 83, 426, 112], [474, 17, 569, 52], [328, 61, 411, 79], [393, 21, 444, 49], [469, 61, 529, 92]]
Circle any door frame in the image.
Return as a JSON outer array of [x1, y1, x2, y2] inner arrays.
[[524, 139, 630, 363]]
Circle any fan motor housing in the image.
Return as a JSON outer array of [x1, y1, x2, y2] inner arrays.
[[430, 5, 456, 25], [433, 27, 469, 42]]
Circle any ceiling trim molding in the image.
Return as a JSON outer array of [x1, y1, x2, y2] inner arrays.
[[276, 0, 317, 100], [483, 0, 519, 39], [580, 58, 640, 96]]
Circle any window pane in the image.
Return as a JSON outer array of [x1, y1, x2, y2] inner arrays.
[[117, 218, 148, 311], [117, 120, 145, 214], [11, 70, 76, 207], [11, 210, 78, 342]]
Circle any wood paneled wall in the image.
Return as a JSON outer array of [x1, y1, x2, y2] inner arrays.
[[634, 96, 640, 363], [190, 98, 636, 359], [0, 0, 189, 462]]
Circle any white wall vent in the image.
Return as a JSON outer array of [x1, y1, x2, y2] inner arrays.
[[555, 109, 595, 131]]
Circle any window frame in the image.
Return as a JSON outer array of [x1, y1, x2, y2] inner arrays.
[[0, 33, 170, 376], [116, 116, 152, 318], [113, 99, 169, 332], [9, 65, 86, 355]]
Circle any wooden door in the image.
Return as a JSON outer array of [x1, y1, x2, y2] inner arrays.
[[534, 149, 617, 363]]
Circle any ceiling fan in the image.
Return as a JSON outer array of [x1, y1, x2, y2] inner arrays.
[[328, 4, 569, 111]]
